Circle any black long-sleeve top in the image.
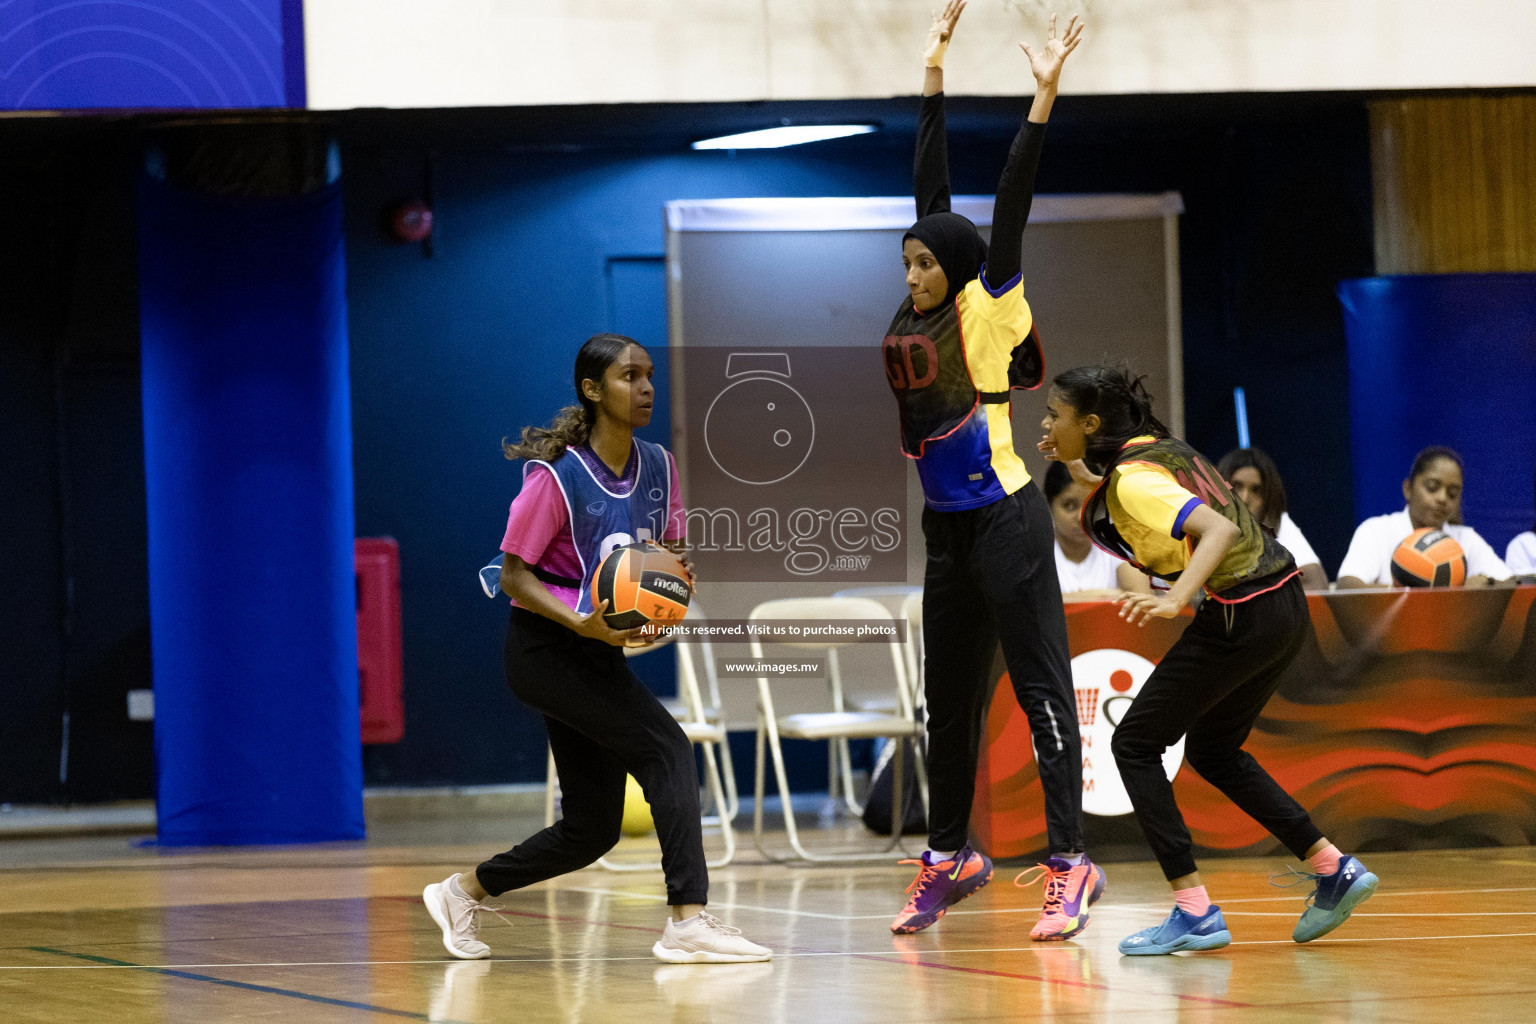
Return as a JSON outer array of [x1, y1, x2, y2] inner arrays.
[[913, 92, 1047, 290]]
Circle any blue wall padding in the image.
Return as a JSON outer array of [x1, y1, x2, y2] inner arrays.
[[1340, 274, 1536, 555], [140, 176, 363, 845]]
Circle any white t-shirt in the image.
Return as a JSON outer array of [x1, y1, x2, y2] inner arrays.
[[1054, 539, 1122, 594], [1507, 532, 1536, 575], [1275, 512, 1321, 570], [1336, 507, 1511, 584]]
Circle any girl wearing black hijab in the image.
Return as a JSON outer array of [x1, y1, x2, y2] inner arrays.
[[885, 3, 1102, 942]]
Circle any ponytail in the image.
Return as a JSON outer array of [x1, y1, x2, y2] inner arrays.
[[1050, 364, 1170, 462], [502, 404, 593, 462], [501, 332, 640, 462]]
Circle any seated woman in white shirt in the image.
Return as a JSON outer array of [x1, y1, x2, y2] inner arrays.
[[1216, 447, 1328, 590], [1336, 446, 1511, 588], [1507, 462, 1536, 576], [1044, 461, 1151, 601]]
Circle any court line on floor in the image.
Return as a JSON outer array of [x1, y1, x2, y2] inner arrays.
[[12, 927, 1536, 972], [1223, 911, 1536, 917], [564, 886, 855, 920], [1228, 930, 1536, 945], [1205, 885, 1536, 904], [25, 947, 466, 1022], [567, 884, 1536, 923], [566, 885, 1167, 921]]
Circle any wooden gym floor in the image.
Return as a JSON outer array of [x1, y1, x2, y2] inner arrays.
[[2, 817, 1534, 1023]]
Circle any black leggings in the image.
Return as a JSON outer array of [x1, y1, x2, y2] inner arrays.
[[922, 482, 1084, 854], [475, 607, 708, 906], [1112, 576, 1325, 880]]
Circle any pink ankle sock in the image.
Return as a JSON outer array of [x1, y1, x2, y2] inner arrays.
[[1309, 844, 1344, 876], [1174, 885, 1211, 916]]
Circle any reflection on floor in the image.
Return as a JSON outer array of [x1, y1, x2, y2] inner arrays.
[[2, 811, 1533, 1023]]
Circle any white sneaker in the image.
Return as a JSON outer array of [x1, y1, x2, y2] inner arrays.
[[423, 874, 491, 960], [652, 911, 772, 964]]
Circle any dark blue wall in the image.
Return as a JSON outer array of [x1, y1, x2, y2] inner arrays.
[[0, 97, 1378, 800], [342, 98, 1374, 788]]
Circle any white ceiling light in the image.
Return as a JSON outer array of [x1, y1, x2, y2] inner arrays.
[[691, 125, 877, 150]]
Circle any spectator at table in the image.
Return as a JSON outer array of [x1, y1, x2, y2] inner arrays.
[[1336, 446, 1511, 588], [1044, 461, 1151, 601], [1216, 447, 1328, 590]]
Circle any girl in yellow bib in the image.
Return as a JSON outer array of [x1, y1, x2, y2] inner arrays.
[[1039, 364, 1380, 956]]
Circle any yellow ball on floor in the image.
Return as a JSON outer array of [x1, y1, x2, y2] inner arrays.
[[620, 774, 654, 836]]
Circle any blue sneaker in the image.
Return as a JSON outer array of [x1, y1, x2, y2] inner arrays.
[[479, 555, 504, 598], [1292, 855, 1378, 943], [1119, 905, 1231, 956]]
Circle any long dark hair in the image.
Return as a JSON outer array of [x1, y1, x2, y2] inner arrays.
[[1043, 460, 1074, 504], [503, 333, 642, 462], [1216, 447, 1288, 533], [1406, 445, 1466, 525], [1050, 365, 1170, 462], [1408, 445, 1464, 483]]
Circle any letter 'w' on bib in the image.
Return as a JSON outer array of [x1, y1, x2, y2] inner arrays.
[[1176, 460, 1230, 508]]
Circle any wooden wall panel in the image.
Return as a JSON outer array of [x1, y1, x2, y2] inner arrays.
[[1371, 95, 1536, 274]]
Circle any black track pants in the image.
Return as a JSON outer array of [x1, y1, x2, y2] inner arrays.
[[1111, 576, 1325, 880], [475, 607, 708, 906], [922, 482, 1084, 855]]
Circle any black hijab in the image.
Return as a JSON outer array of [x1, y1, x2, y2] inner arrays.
[[904, 211, 987, 311]]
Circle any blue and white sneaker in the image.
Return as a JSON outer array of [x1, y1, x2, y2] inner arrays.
[[1292, 855, 1378, 943], [1119, 905, 1231, 956], [478, 555, 504, 598]]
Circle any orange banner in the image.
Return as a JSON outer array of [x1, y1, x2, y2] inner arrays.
[[973, 586, 1536, 860]]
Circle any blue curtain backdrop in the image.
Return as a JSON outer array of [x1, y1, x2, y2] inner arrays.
[[140, 175, 363, 845], [1340, 274, 1536, 555]]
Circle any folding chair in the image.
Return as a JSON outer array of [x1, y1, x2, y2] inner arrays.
[[748, 596, 924, 862], [829, 586, 923, 815], [659, 600, 739, 821], [899, 589, 925, 713]]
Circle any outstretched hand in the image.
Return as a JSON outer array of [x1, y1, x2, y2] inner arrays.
[[925, 0, 967, 68], [1019, 13, 1084, 88]]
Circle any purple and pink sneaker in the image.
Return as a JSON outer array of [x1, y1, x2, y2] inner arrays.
[[1014, 855, 1107, 940], [890, 845, 994, 934]]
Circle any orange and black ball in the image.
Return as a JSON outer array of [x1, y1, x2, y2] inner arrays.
[[591, 542, 692, 628]]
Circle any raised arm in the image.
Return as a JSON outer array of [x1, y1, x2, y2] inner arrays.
[[984, 14, 1083, 291], [915, 0, 966, 218]]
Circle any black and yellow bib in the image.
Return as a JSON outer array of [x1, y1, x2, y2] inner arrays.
[[1083, 436, 1297, 601], [882, 277, 1043, 511]]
